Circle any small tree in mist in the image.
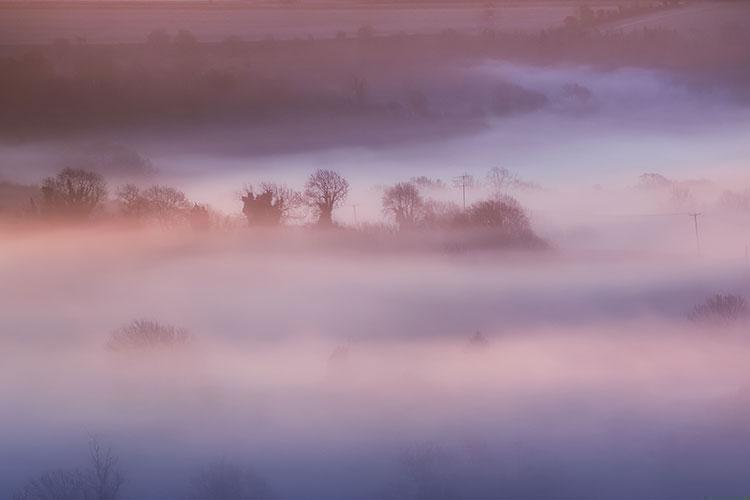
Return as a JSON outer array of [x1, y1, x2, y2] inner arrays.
[[40, 168, 107, 219], [688, 294, 749, 325], [189, 203, 211, 232], [12, 470, 84, 500], [83, 437, 124, 500], [107, 320, 190, 352], [346, 75, 368, 108], [13, 437, 123, 500], [241, 183, 301, 227], [116, 184, 192, 227], [465, 197, 530, 234], [188, 461, 274, 500], [382, 182, 424, 230], [485, 167, 538, 198], [304, 169, 349, 226]]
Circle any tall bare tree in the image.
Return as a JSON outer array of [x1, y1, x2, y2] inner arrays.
[[382, 182, 424, 229], [41, 168, 107, 219], [304, 169, 349, 226], [116, 184, 191, 227]]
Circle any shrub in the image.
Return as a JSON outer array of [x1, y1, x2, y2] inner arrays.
[[107, 320, 190, 352], [688, 294, 749, 324]]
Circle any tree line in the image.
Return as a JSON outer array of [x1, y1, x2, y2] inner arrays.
[[8, 166, 543, 246]]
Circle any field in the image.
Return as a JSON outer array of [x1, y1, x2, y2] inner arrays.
[[0, 2, 579, 44]]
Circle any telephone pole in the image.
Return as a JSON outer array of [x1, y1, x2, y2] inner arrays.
[[350, 204, 359, 226], [453, 173, 473, 211], [689, 212, 701, 255]]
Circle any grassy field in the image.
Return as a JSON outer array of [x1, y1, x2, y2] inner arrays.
[[0, 2, 581, 44]]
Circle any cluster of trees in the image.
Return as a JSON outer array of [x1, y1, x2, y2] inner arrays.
[[5, 165, 544, 248], [22, 168, 211, 230], [241, 169, 350, 227], [14, 437, 123, 500], [13, 439, 275, 500]]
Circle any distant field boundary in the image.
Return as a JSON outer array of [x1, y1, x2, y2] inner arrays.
[[0, 0, 644, 11]]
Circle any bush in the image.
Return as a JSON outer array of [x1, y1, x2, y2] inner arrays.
[[688, 294, 749, 324], [107, 320, 190, 352]]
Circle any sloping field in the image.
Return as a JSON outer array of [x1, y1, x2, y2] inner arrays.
[[602, 1, 750, 34], [0, 3, 576, 44]]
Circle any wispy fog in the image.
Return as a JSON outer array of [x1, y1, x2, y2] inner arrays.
[[3, 1, 750, 498]]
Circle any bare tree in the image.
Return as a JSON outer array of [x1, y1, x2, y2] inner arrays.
[[189, 203, 212, 232], [466, 196, 530, 234], [13, 437, 123, 500], [40, 168, 107, 219], [688, 294, 748, 325], [304, 169, 350, 226], [116, 184, 191, 227], [140, 185, 191, 227], [382, 182, 424, 229], [485, 167, 518, 197], [12, 470, 84, 500], [241, 183, 301, 227], [108, 319, 190, 352], [83, 436, 124, 500], [188, 461, 274, 500]]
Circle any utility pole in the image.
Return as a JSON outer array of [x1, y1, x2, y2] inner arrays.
[[453, 173, 473, 211], [350, 204, 359, 226], [689, 212, 701, 255]]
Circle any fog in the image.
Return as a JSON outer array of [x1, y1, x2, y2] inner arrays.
[[2, 228, 750, 498], [3, 1, 750, 498]]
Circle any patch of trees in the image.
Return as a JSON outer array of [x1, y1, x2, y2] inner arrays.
[[241, 183, 301, 227], [4, 16, 748, 138], [7, 166, 546, 250], [13, 437, 124, 500], [13, 439, 276, 500]]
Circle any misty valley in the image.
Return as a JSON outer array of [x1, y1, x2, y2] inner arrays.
[[2, 1, 750, 499]]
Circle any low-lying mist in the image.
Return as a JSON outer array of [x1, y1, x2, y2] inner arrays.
[[3, 228, 750, 498]]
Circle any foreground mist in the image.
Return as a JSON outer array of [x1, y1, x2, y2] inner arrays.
[[3, 0, 750, 498], [2, 226, 750, 498]]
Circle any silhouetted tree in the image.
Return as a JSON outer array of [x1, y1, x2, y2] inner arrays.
[[13, 437, 123, 500], [116, 184, 191, 227], [40, 168, 107, 219], [188, 461, 274, 500], [241, 183, 300, 227], [83, 437, 124, 500], [189, 203, 211, 232], [107, 320, 190, 352], [466, 196, 530, 234], [12, 470, 84, 500], [688, 294, 748, 325], [382, 182, 424, 229], [304, 169, 349, 226]]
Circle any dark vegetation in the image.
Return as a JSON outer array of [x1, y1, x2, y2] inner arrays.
[[1, 165, 547, 251], [107, 319, 190, 352], [13, 437, 124, 500], [1, 2, 747, 138], [688, 294, 749, 325]]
